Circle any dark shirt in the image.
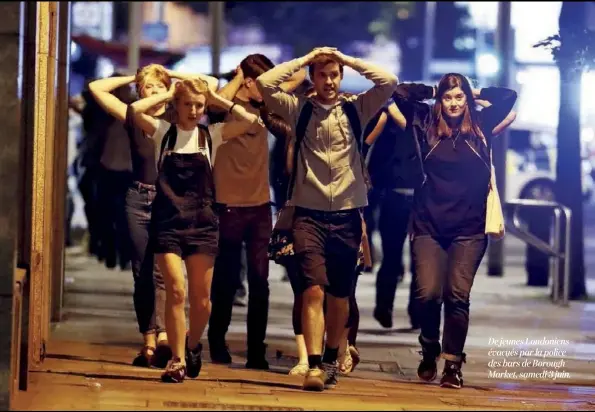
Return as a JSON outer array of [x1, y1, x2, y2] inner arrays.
[[124, 105, 176, 185], [396, 85, 517, 238], [366, 105, 420, 191]]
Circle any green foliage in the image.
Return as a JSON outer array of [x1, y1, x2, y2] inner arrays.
[[534, 29, 595, 73]]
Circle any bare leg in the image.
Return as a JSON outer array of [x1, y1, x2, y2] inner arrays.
[[184, 253, 215, 349], [325, 295, 349, 351], [302, 285, 325, 358], [156, 253, 186, 364], [295, 334, 309, 365]]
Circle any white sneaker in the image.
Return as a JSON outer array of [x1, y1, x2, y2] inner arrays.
[[289, 362, 309, 376]]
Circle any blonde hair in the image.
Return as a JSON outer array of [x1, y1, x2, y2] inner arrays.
[[135, 64, 171, 96], [173, 79, 209, 102]]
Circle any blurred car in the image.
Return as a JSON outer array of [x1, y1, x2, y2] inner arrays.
[[506, 128, 594, 202]]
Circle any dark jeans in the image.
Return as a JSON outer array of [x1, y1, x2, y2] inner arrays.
[[209, 204, 272, 350], [125, 182, 166, 335], [97, 166, 132, 269], [375, 190, 420, 326], [363, 187, 382, 268], [411, 234, 487, 358]]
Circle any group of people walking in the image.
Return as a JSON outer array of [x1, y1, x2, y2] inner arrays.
[[88, 46, 517, 390]]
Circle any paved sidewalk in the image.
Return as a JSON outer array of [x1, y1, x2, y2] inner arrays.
[[12, 243, 595, 410]]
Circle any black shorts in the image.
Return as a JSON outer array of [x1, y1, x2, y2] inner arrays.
[[292, 207, 362, 298], [152, 203, 219, 259]]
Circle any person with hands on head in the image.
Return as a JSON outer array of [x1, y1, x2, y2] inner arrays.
[[130, 78, 262, 383], [389, 74, 517, 389], [88, 64, 221, 369], [256, 46, 398, 391], [205, 54, 305, 371]]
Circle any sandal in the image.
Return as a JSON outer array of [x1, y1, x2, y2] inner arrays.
[[289, 362, 309, 376], [349, 345, 361, 372], [161, 357, 186, 383], [338, 349, 353, 375], [152, 343, 173, 369], [132, 345, 155, 368]]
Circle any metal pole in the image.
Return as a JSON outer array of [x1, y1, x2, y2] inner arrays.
[[209, 1, 225, 76], [487, 1, 512, 277], [551, 209, 561, 303], [128, 2, 142, 73], [562, 207, 572, 306], [422, 2, 436, 81]]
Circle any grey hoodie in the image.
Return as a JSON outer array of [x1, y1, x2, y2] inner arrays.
[[256, 56, 398, 211]]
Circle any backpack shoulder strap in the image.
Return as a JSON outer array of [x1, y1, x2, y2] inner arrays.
[[342, 101, 363, 151], [158, 123, 177, 171], [342, 100, 372, 191], [287, 101, 314, 201], [197, 124, 212, 160]]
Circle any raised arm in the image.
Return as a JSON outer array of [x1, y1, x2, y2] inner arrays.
[[390, 83, 435, 130], [364, 110, 388, 146], [475, 99, 517, 136], [207, 89, 262, 141], [332, 50, 398, 126], [280, 67, 307, 93], [472, 87, 518, 136], [130, 84, 175, 137], [216, 66, 244, 101], [256, 47, 336, 124], [88, 75, 136, 123]]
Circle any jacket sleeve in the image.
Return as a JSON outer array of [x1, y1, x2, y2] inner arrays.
[[478, 87, 518, 136], [348, 57, 399, 127], [256, 58, 306, 130]]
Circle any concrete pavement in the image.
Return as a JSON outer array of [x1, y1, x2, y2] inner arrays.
[[11, 241, 595, 410]]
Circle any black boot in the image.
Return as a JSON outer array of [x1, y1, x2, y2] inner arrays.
[[417, 336, 441, 382], [439, 354, 465, 389], [246, 343, 269, 370]]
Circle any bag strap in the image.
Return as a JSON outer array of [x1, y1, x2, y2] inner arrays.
[[158, 123, 178, 172], [287, 101, 314, 202], [342, 101, 372, 191], [197, 123, 213, 162]]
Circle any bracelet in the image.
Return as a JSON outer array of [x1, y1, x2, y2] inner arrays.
[[229, 103, 237, 114]]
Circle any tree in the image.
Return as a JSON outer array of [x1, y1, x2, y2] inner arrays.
[[534, 2, 595, 300], [223, 1, 400, 56]]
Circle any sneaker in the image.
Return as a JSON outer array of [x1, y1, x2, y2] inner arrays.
[[161, 357, 186, 383], [209, 342, 232, 364], [373, 307, 393, 329], [289, 363, 309, 376], [302, 367, 327, 391], [185, 340, 203, 379], [322, 361, 339, 389], [440, 357, 465, 389], [417, 338, 441, 382]]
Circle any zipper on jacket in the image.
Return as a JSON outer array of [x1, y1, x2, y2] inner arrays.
[[327, 112, 333, 209], [464, 140, 490, 171], [423, 140, 441, 161]]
